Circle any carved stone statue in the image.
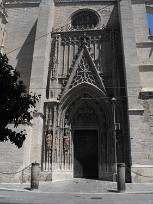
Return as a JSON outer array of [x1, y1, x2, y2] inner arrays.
[[46, 130, 53, 150], [63, 135, 69, 152]]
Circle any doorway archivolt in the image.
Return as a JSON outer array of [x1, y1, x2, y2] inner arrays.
[[49, 83, 115, 180]]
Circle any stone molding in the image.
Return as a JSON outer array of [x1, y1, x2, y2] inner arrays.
[[33, 112, 44, 119], [128, 109, 144, 115], [44, 98, 60, 104], [136, 41, 153, 48], [4, 0, 40, 3], [139, 90, 153, 100], [54, 0, 116, 3], [132, 165, 153, 168], [4, 2, 40, 8]]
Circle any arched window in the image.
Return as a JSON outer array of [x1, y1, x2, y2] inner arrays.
[[71, 10, 99, 29]]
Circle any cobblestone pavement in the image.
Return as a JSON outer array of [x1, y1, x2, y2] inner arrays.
[[0, 179, 153, 194]]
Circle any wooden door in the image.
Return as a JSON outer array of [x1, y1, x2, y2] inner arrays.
[[74, 130, 98, 179]]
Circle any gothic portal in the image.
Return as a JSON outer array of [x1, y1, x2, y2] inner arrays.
[[1, 0, 153, 183], [42, 5, 129, 181]]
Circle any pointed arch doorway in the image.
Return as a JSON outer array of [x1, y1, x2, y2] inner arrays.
[[74, 129, 98, 179], [51, 84, 114, 181], [68, 96, 109, 180]]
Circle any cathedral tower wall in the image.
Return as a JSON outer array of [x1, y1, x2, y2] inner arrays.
[[28, 0, 55, 174], [119, 0, 153, 182], [0, 1, 39, 183], [4, 2, 39, 91], [0, 0, 153, 183]]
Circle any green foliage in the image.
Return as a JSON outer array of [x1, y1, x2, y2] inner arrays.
[[0, 53, 40, 148]]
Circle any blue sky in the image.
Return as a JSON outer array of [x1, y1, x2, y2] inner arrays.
[[147, 14, 153, 35]]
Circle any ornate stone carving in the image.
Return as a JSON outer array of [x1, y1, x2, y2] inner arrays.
[[57, 44, 106, 100], [69, 56, 97, 89], [63, 135, 70, 152], [73, 102, 98, 125], [46, 130, 53, 150]]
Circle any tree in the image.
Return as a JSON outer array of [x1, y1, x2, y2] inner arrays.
[[0, 53, 40, 148]]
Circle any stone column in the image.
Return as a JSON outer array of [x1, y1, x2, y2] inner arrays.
[[29, 0, 55, 165]]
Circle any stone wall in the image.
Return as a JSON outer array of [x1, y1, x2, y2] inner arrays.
[[0, 4, 7, 53], [132, 0, 153, 92], [0, 3, 39, 183], [54, 1, 119, 31], [4, 3, 39, 91], [120, 0, 153, 182], [0, 123, 30, 183]]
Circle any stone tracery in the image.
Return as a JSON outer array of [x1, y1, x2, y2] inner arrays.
[[43, 7, 127, 181], [69, 56, 97, 88]]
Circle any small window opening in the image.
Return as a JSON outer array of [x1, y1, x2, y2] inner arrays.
[[147, 10, 153, 36], [147, 13, 153, 35]]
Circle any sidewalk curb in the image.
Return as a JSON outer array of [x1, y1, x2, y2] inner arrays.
[[0, 188, 39, 193], [0, 188, 29, 192], [1, 187, 153, 195]]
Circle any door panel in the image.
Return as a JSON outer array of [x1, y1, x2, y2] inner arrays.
[[74, 130, 98, 179]]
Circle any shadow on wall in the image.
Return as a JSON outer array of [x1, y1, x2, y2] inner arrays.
[[105, 3, 119, 30], [105, 4, 131, 183], [16, 20, 37, 92]]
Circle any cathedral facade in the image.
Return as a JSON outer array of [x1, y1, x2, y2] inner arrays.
[[0, 0, 153, 183]]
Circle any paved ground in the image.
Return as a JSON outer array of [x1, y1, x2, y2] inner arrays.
[[0, 190, 153, 204], [1, 179, 153, 204], [0, 179, 153, 194]]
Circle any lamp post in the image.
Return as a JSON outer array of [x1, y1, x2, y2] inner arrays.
[[111, 97, 117, 181]]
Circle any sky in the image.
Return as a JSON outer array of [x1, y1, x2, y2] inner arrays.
[[147, 14, 153, 35]]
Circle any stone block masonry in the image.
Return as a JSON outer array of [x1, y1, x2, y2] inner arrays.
[[1, 0, 153, 183], [4, 4, 39, 91]]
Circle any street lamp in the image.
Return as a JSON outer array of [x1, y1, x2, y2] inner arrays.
[[111, 97, 117, 181]]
